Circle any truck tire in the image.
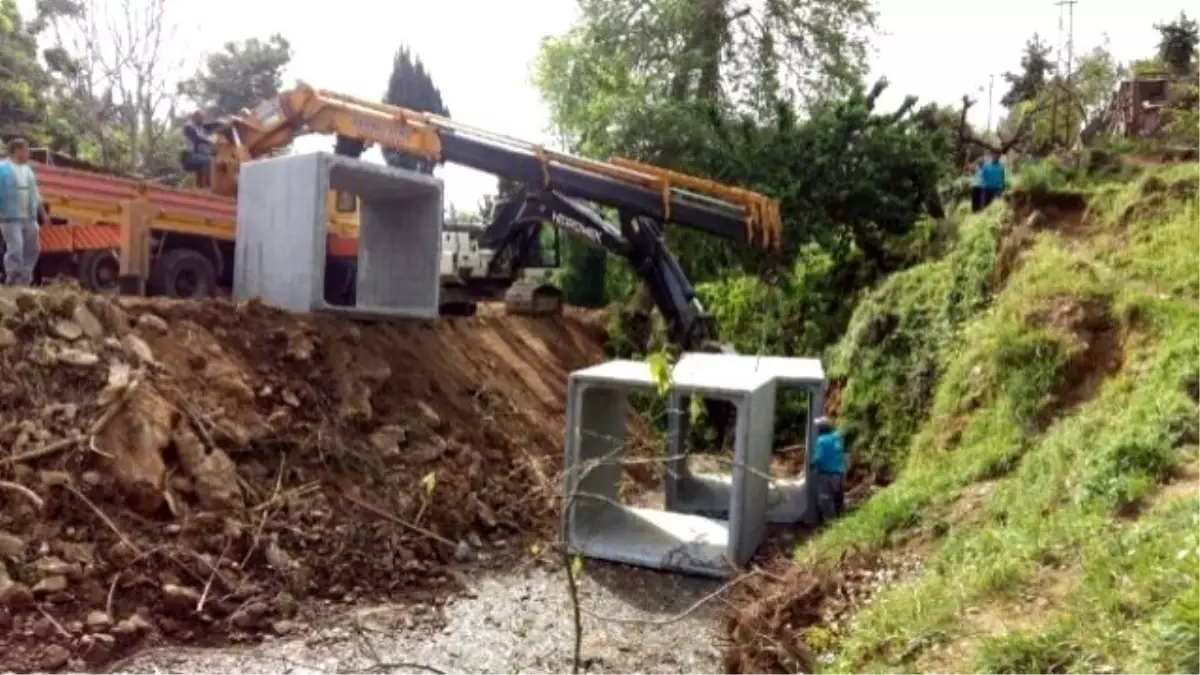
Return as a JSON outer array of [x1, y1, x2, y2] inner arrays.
[[77, 249, 120, 293], [150, 248, 218, 299]]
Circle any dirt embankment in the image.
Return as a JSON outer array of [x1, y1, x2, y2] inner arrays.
[[0, 287, 623, 672]]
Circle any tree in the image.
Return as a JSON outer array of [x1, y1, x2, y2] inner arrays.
[[178, 35, 292, 117], [37, 0, 187, 176], [1154, 11, 1199, 75], [534, 0, 877, 156], [1001, 34, 1055, 108], [382, 45, 449, 174], [0, 0, 53, 144]]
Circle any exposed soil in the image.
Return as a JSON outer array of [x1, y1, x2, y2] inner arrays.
[[723, 549, 924, 674], [993, 193, 1090, 292], [1025, 293, 1124, 429], [0, 285, 653, 672]]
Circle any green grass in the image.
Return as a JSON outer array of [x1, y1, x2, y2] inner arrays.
[[805, 162, 1200, 674]]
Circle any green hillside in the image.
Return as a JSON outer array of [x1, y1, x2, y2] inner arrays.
[[728, 161, 1200, 674]]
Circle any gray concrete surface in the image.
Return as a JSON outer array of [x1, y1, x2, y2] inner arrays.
[[233, 152, 443, 319], [666, 353, 826, 526], [112, 563, 726, 674], [564, 359, 777, 577]]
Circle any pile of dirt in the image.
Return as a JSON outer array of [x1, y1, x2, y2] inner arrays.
[[0, 286, 630, 672]]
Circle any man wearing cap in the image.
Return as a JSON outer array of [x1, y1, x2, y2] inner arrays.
[[811, 416, 847, 522]]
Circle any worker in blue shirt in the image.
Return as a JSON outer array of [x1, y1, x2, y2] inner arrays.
[[979, 153, 1007, 210], [811, 416, 847, 522]]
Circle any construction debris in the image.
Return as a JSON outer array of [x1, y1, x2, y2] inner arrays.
[[0, 285, 630, 672]]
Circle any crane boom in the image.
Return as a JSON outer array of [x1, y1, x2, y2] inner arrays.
[[211, 82, 782, 249]]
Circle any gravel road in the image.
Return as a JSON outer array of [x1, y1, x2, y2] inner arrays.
[[112, 561, 728, 674]]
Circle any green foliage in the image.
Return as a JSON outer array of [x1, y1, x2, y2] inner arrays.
[[1154, 11, 1200, 75], [382, 45, 449, 173], [533, 0, 877, 144], [560, 240, 608, 308], [532, 5, 948, 425], [797, 163, 1200, 674], [825, 210, 1002, 474], [1001, 34, 1055, 109], [1162, 81, 1200, 148], [178, 35, 293, 118], [0, 0, 53, 143]]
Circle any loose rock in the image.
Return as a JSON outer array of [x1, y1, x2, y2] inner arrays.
[[51, 319, 84, 341], [121, 333, 156, 364], [136, 312, 169, 334], [57, 347, 100, 367], [72, 304, 106, 339], [85, 610, 112, 630], [33, 575, 68, 594], [0, 532, 25, 560], [40, 644, 71, 670]]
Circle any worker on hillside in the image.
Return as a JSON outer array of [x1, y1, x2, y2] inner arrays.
[[181, 111, 218, 188], [811, 416, 847, 522], [0, 138, 48, 287], [970, 159, 986, 213], [979, 153, 1007, 210]]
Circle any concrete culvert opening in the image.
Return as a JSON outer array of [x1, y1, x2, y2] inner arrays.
[[233, 153, 443, 320]]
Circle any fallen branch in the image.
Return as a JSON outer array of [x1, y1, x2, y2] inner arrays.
[[0, 480, 45, 509], [36, 605, 72, 638], [197, 537, 234, 613], [240, 454, 289, 571], [65, 484, 140, 555], [1, 434, 84, 466], [341, 493, 457, 550]]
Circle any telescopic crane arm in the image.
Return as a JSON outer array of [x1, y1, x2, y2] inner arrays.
[[475, 187, 723, 352], [211, 82, 783, 250]]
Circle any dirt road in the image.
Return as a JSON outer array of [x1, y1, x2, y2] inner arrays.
[[113, 562, 726, 674]]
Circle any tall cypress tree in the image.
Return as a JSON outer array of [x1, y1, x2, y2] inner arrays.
[[383, 46, 449, 173]]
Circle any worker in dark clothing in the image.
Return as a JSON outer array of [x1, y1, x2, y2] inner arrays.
[[970, 159, 986, 213], [180, 111, 218, 188], [979, 153, 1007, 210], [811, 416, 847, 522]]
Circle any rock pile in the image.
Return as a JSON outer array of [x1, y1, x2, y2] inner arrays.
[[0, 286, 617, 672]]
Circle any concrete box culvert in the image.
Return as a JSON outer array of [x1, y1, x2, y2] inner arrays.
[[562, 358, 779, 578], [233, 151, 443, 319], [664, 353, 827, 526]]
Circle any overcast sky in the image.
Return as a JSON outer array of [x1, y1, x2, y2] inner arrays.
[[19, 0, 1187, 210]]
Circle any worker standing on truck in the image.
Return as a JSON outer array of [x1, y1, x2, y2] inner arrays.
[[811, 416, 847, 522], [979, 153, 1007, 210], [0, 138, 48, 287], [181, 111, 216, 187]]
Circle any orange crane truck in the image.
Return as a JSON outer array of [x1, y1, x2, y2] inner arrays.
[[19, 148, 361, 301], [206, 83, 781, 338]]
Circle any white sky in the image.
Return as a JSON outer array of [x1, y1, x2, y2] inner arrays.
[[20, 0, 1187, 210]]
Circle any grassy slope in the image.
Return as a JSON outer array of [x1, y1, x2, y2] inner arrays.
[[808, 162, 1199, 673]]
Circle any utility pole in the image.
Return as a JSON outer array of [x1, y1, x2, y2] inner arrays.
[[1064, 0, 1077, 80], [1052, 0, 1079, 146], [987, 74, 995, 134]]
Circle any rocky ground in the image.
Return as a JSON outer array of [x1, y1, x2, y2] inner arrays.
[[111, 562, 727, 674], [0, 284, 650, 672]]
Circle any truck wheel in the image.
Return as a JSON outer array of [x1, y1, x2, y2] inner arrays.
[[77, 249, 120, 293], [150, 248, 218, 299]]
